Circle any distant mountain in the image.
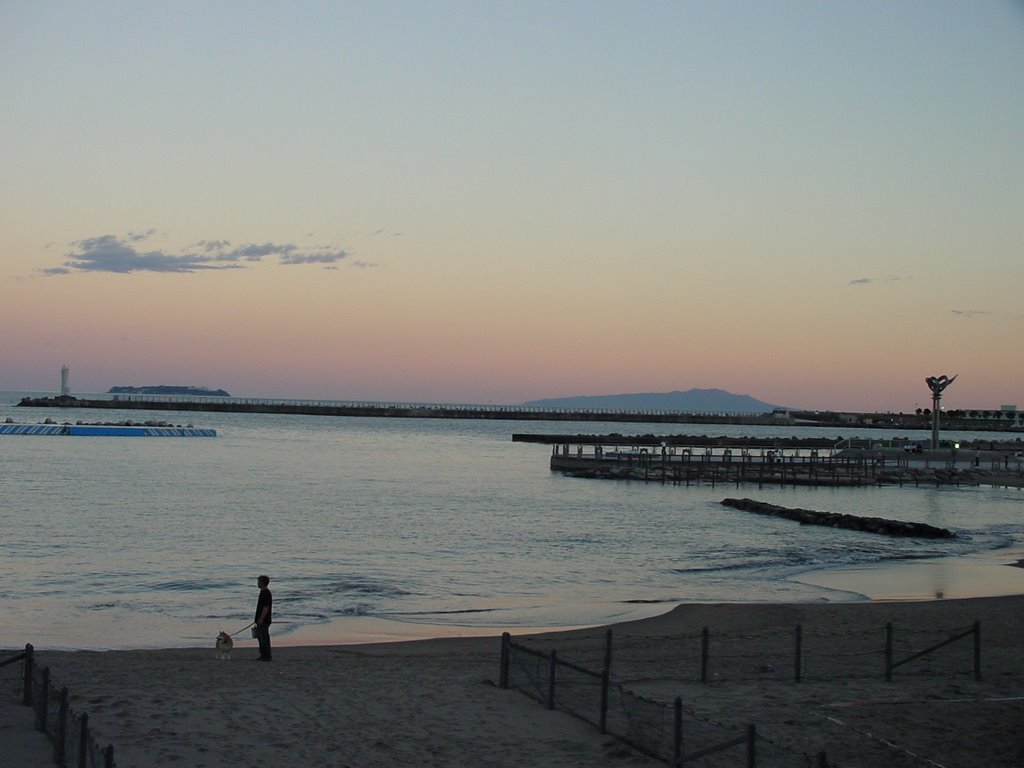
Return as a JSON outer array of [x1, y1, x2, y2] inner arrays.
[[109, 385, 232, 397], [522, 388, 787, 414]]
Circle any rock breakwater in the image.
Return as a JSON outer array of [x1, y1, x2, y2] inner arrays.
[[720, 497, 955, 539]]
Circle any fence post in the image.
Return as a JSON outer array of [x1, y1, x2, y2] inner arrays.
[[794, 624, 802, 683], [55, 687, 69, 766], [701, 627, 709, 683], [884, 622, 893, 682], [546, 651, 557, 710], [599, 629, 612, 734], [973, 620, 981, 681], [499, 633, 510, 689], [673, 697, 683, 766], [78, 712, 89, 768], [36, 667, 50, 732], [746, 723, 756, 768], [22, 643, 34, 706], [104, 744, 115, 768]]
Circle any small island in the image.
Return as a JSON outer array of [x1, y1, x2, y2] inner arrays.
[[108, 385, 231, 397]]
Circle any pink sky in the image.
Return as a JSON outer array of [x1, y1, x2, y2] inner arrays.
[[2, 3, 1022, 413]]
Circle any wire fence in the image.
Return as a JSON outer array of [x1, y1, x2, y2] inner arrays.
[[1, 644, 115, 768], [500, 618, 984, 766]]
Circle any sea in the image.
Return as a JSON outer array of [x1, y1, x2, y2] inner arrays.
[[2, 391, 1023, 651]]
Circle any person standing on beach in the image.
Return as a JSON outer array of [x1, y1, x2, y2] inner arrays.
[[254, 575, 273, 661]]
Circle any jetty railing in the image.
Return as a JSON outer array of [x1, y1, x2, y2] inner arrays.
[[549, 442, 1024, 488], [1, 644, 116, 768]]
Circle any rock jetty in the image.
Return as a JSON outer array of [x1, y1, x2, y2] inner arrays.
[[720, 497, 954, 539]]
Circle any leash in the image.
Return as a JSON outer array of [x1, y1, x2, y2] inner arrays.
[[228, 622, 255, 638]]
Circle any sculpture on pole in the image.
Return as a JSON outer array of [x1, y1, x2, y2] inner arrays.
[[925, 374, 957, 449]]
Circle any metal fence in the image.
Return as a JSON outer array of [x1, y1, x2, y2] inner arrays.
[[500, 620, 983, 766], [501, 631, 807, 766], [1, 644, 115, 768]]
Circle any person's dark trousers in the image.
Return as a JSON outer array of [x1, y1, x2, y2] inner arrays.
[[256, 624, 272, 660]]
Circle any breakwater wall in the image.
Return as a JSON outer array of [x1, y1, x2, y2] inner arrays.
[[721, 497, 954, 539], [17, 395, 789, 425]]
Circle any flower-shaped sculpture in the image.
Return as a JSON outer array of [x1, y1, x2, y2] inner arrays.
[[925, 374, 957, 448]]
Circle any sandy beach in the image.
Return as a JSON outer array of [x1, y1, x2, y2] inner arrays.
[[4, 589, 1024, 768]]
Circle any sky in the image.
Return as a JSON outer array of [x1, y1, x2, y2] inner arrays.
[[2, 1, 1022, 412]]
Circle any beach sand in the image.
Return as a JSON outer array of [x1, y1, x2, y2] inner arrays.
[[5, 591, 1024, 767]]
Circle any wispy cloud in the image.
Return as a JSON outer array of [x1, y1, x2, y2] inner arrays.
[[951, 309, 991, 319], [849, 275, 910, 286], [40, 231, 353, 276]]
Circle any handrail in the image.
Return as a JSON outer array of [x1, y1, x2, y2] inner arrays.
[[0, 648, 28, 670]]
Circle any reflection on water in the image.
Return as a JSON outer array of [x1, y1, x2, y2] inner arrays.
[[797, 549, 1024, 601]]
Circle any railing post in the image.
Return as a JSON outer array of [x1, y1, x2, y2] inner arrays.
[[600, 629, 612, 734], [78, 712, 89, 768], [546, 651, 557, 710], [746, 723, 756, 768], [673, 697, 683, 766], [104, 744, 115, 768], [795, 624, 803, 683], [499, 633, 510, 689], [884, 622, 893, 682], [701, 627, 709, 683], [973, 620, 981, 681], [22, 643, 34, 706], [36, 666, 50, 732], [55, 687, 69, 766]]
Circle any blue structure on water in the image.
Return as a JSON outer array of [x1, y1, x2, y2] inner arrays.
[[0, 423, 216, 437]]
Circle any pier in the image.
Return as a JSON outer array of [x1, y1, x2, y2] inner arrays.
[[546, 439, 1024, 488]]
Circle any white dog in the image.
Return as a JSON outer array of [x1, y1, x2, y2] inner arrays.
[[215, 631, 234, 659]]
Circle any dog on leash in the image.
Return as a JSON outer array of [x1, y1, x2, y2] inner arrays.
[[215, 631, 234, 659]]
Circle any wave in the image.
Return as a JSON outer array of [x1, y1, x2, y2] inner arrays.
[[383, 607, 502, 617]]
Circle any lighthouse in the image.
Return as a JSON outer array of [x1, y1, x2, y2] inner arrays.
[[60, 365, 70, 397]]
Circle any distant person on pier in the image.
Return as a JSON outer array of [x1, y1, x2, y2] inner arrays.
[[254, 575, 273, 661]]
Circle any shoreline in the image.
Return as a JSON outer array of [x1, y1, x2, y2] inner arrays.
[[7, 544, 1023, 653], [302, 544, 1024, 646], [11, 546, 1024, 653], [236, 546, 1024, 650]]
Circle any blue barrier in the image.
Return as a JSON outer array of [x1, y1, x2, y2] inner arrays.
[[0, 423, 216, 437]]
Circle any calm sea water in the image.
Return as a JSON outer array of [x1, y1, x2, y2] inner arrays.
[[2, 392, 1023, 650]]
